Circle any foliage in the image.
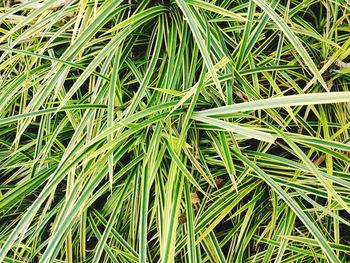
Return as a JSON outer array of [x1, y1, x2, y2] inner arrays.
[[0, 0, 350, 262]]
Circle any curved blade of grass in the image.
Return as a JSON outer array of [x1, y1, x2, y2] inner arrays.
[[194, 92, 350, 116], [192, 115, 276, 143]]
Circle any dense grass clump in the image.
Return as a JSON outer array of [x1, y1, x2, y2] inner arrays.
[[0, 0, 350, 262]]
